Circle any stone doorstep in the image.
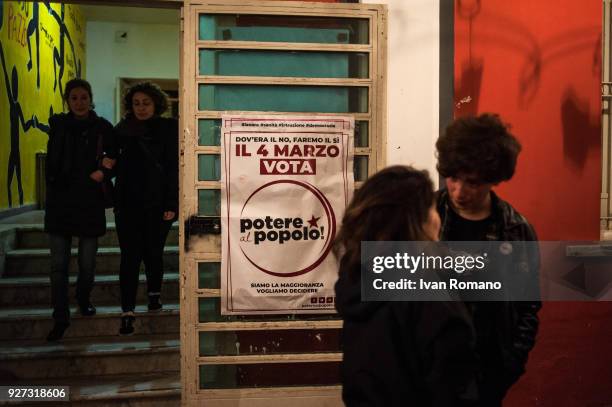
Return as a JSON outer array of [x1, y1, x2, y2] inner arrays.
[[0, 276, 180, 308], [12, 223, 121, 232], [15, 224, 179, 249], [0, 303, 180, 321], [0, 303, 180, 341], [0, 333, 180, 380], [0, 372, 180, 406], [14, 223, 178, 236], [0, 272, 180, 288], [14, 223, 179, 231], [0, 273, 180, 307], [0, 333, 180, 361], [6, 246, 180, 259], [3, 246, 179, 276]]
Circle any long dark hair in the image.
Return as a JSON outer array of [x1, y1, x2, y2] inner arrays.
[[334, 165, 435, 273]]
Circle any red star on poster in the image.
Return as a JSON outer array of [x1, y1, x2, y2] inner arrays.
[[307, 215, 321, 228]]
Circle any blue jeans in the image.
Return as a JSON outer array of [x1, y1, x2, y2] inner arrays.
[[49, 234, 98, 324]]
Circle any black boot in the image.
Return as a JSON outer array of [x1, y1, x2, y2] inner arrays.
[[119, 313, 135, 336], [147, 293, 162, 312], [47, 322, 70, 342], [78, 301, 96, 316]]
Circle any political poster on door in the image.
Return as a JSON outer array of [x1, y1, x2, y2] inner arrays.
[[220, 115, 354, 314]]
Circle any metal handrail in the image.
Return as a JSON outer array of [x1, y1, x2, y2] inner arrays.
[[602, 0, 612, 237]]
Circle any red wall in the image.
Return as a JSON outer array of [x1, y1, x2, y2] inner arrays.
[[454, 1, 612, 406], [455, 0, 601, 241]]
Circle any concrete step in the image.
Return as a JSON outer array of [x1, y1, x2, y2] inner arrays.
[[0, 334, 179, 380], [0, 372, 180, 406], [15, 224, 179, 249], [3, 246, 179, 277], [0, 303, 179, 341], [0, 273, 179, 307]]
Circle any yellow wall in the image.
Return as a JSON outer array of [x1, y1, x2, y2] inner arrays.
[[0, 1, 86, 210]]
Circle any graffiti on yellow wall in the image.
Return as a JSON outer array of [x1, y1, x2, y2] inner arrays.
[[0, 1, 86, 209]]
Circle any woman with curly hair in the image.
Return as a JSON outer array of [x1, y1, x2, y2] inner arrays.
[[112, 81, 178, 335], [334, 165, 480, 406]]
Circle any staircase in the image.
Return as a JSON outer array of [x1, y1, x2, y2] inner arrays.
[[0, 216, 181, 406]]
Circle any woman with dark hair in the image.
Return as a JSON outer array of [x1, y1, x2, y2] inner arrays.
[[334, 165, 480, 406], [112, 81, 178, 336], [45, 78, 115, 342]]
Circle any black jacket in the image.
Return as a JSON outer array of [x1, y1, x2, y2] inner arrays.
[[437, 189, 541, 401], [44, 112, 114, 237], [113, 117, 179, 214], [335, 257, 480, 407]]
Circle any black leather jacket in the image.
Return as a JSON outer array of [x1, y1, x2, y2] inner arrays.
[[437, 189, 541, 400]]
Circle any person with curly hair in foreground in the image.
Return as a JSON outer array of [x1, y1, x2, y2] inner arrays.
[[111, 82, 178, 336]]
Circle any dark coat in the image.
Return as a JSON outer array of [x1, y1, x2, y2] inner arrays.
[[44, 112, 114, 237], [112, 117, 179, 214], [335, 257, 480, 407], [437, 189, 541, 402]]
